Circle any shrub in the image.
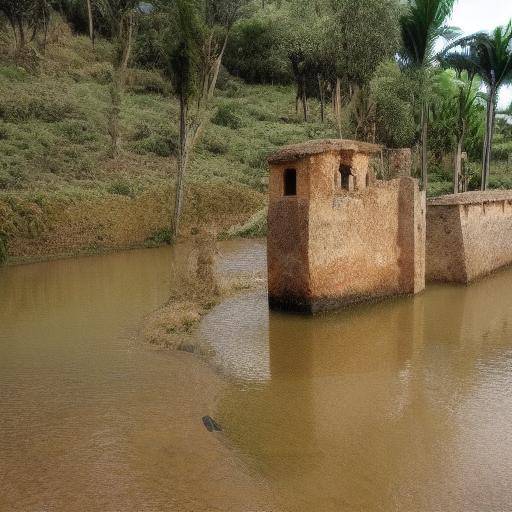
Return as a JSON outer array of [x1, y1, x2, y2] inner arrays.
[[212, 102, 245, 129], [224, 16, 292, 85], [428, 180, 452, 197], [492, 142, 512, 161], [0, 169, 27, 190], [57, 119, 98, 144], [132, 134, 176, 157], [0, 123, 8, 140], [0, 94, 78, 123], [0, 231, 7, 265], [201, 131, 229, 155], [489, 175, 512, 189], [125, 69, 170, 95], [82, 62, 113, 84], [108, 180, 134, 197], [131, 121, 178, 157], [223, 208, 267, 239], [0, 65, 29, 82], [371, 60, 417, 148], [146, 227, 172, 246]]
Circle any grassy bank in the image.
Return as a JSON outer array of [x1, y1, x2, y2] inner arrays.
[[0, 22, 335, 263]]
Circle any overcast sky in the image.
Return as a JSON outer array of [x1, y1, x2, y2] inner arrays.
[[448, 0, 512, 109]]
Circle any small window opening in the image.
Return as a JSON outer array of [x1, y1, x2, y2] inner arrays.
[[339, 164, 353, 190], [284, 168, 297, 196], [365, 173, 370, 187]]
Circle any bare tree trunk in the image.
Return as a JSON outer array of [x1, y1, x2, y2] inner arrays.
[[121, 14, 133, 72], [171, 94, 189, 243], [301, 75, 307, 122], [86, 0, 95, 47], [335, 77, 342, 137], [420, 101, 428, 192], [108, 14, 133, 157], [318, 74, 324, 123], [16, 19, 26, 55], [108, 70, 122, 157], [170, 28, 233, 242], [454, 136, 463, 194], [481, 89, 496, 191], [207, 33, 229, 100], [7, 16, 18, 50]]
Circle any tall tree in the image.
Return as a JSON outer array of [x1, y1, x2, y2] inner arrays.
[[165, 0, 245, 243], [329, 0, 401, 137], [96, 0, 140, 156], [399, 0, 457, 191], [85, 0, 95, 46], [441, 22, 512, 190]]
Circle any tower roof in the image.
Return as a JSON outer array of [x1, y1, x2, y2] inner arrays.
[[268, 139, 382, 165]]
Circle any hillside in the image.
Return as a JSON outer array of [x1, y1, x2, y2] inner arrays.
[[0, 24, 335, 263]]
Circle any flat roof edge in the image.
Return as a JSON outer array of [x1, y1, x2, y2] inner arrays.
[[268, 139, 382, 164], [428, 190, 512, 206]]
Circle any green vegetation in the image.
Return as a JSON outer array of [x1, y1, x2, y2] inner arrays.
[[0, 1, 511, 263]]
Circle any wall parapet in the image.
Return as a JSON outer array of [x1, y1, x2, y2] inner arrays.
[[427, 191, 512, 283]]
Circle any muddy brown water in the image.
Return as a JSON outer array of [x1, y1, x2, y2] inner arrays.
[[2, 239, 512, 511]]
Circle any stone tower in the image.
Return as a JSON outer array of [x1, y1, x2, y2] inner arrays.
[[267, 139, 425, 313]]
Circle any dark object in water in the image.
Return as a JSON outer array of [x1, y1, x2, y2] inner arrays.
[[202, 415, 222, 432]]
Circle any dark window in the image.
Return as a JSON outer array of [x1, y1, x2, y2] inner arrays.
[[365, 173, 369, 187], [339, 164, 352, 189], [284, 168, 297, 196]]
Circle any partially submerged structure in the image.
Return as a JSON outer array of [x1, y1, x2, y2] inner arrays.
[[427, 191, 512, 283], [267, 139, 426, 313]]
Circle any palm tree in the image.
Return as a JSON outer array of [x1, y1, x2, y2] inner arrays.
[[434, 69, 484, 193], [441, 22, 512, 190], [399, 0, 457, 191]]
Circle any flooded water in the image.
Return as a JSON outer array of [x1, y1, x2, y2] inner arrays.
[[0, 241, 273, 512], [200, 256, 512, 511], [2, 239, 512, 511]]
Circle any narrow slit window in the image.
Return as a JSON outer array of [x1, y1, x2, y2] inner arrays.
[[339, 164, 352, 190], [284, 168, 297, 196]]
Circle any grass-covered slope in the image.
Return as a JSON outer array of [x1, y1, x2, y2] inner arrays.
[[0, 24, 335, 263]]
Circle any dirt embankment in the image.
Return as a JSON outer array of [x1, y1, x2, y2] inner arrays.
[[0, 182, 264, 264]]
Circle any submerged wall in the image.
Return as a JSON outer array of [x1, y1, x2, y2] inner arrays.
[[427, 191, 512, 283], [267, 143, 425, 312]]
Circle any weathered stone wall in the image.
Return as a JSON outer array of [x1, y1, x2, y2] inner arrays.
[[267, 141, 425, 312], [267, 163, 310, 304], [427, 191, 512, 283], [306, 177, 425, 310]]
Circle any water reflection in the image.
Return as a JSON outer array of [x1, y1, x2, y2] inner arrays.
[[205, 270, 512, 511]]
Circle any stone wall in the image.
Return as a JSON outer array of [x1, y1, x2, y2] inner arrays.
[[427, 191, 512, 283], [267, 144, 425, 312], [306, 176, 425, 311]]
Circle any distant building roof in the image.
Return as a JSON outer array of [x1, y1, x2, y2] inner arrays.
[[268, 139, 382, 164]]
